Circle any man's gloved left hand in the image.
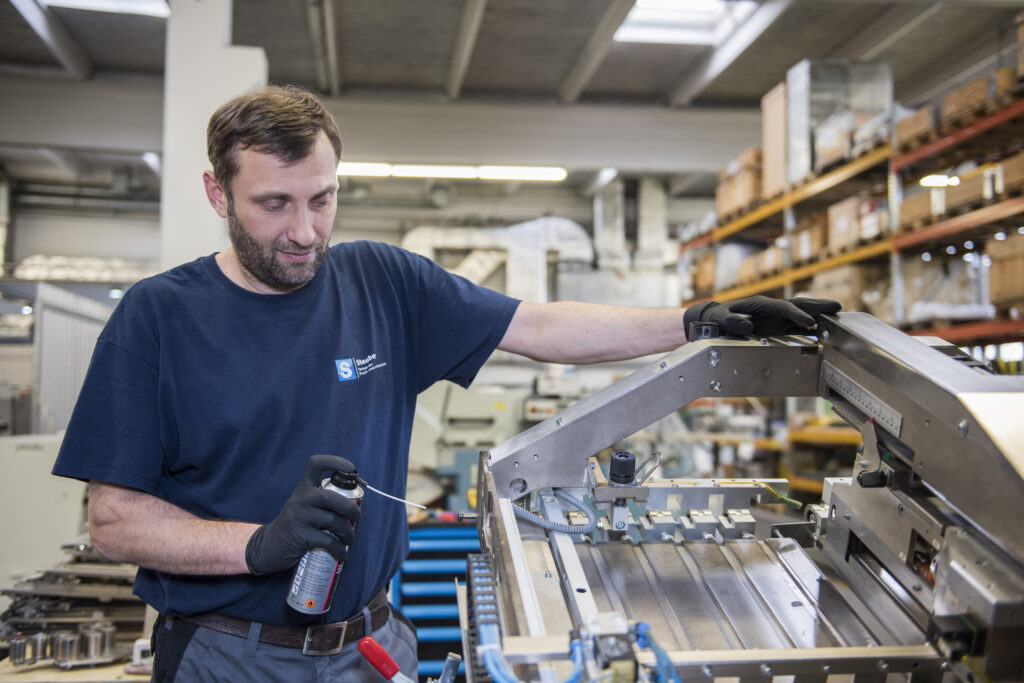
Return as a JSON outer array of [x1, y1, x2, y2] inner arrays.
[[683, 295, 841, 340]]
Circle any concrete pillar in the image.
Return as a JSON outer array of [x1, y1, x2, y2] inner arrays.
[[593, 179, 629, 271], [635, 178, 667, 271], [160, 0, 267, 270]]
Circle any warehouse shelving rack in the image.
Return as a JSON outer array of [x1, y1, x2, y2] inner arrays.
[[684, 94, 1024, 348]]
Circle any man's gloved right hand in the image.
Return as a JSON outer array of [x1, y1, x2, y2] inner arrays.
[[245, 454, 362, 576]]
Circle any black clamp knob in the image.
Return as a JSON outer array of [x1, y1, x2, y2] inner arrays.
[[609, 450, 636, 486]]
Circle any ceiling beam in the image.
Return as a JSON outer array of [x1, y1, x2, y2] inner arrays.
[[447, 0, 487, 100], [898, 27, 1016, 106], [305, 0, 331, 93], [322, 0, 342, 96], [558, 0, 635, 104], [10, 0, 92, 80], [827, 2, 945, 61], [668, 0, 793, 108], [667, 172, 715, 197]]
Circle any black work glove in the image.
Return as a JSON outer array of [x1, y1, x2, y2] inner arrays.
[[683, 296, 841, 340], [245, 454, 362, 576]]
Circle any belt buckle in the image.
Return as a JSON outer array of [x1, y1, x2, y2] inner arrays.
[[302, 622, 347, 656]]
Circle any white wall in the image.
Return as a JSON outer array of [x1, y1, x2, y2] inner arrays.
[[0, 346, 36, 389]]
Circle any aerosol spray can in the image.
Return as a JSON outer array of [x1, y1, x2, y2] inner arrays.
[[286, 468, 363, 615]]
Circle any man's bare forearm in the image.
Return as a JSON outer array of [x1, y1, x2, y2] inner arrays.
[[499, 301, 687, 364], [88, 481, 257, 575]]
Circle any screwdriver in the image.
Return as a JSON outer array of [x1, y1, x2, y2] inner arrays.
[[358, 636, 416, 683]]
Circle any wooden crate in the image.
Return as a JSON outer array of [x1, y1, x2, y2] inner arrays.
[[896, 106, 936, 149]]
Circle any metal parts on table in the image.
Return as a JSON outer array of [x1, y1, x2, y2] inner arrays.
[[469, 313, 1024, 683]]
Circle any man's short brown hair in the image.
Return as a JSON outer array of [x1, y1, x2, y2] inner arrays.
[[207, 85, 342, 193]]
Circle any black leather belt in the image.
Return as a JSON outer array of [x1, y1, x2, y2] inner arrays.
[[180, 587, 390, 656]]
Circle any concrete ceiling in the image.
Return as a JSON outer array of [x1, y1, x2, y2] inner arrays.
[[1, 0, 1021, 197]]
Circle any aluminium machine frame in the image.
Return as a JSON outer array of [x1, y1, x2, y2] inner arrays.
[[464, 313, 1024, 683]]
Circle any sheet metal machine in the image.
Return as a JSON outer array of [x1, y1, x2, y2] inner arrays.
[[462, 313, 1024, 683]]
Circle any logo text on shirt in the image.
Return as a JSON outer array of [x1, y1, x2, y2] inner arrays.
[[336, 353, 387, 382]]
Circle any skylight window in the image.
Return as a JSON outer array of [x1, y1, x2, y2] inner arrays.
[[41, 0, 170, 18], [614, 0, 757, 46]]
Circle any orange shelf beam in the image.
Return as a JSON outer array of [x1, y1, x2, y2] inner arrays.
[[891, 196, 1024, 251], [908, 318, 1024, 344], [708, 238, 893, 303], [712, 147, 892, 242]]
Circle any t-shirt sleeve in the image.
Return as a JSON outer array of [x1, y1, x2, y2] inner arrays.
[[52, 310, 165, 494], [400, 248, 520, 392]]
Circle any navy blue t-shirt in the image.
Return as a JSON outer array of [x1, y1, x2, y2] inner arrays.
[[52, 241, 519, 625]]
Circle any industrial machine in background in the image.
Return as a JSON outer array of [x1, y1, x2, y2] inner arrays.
[[465, 313, 1024, 683]]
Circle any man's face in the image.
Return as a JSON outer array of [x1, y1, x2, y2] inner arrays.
[[222, 132, 339, 293]]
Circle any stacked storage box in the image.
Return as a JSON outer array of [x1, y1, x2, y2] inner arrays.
[[792, 215, 828, 265], [1001, 150, 1024, 194], [694, 249, 716, 296], [787, 60, 892, 185], [945, 165, 1001, 213], [715, 148, 762, 220], [899, 188, 945, 230], [896, 106, 936, 149], [827, 196, 888, 254], [989, 232, 1024, 306], [808, 264, 887, 313], [941, 69, 1017, 127]]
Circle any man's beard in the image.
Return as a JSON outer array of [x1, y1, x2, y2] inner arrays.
[[226, 200, 326, 291]]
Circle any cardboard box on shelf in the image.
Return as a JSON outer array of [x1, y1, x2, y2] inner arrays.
[[808, 264, 887, 313], [738, 254, 759, 284], [813, 110, 875, 172], [896, 106, 936, 148], [1018, 12, 1024, 77], [1001, 150, 1024, 192], [899, 188, 945, 230], [989, 232, 1024, 304], [761, 82, 787, 200], [946, 165, 997, 212], [759, 245, 784, 276], [716, 148, 763, 220], [794, 215, 828, 263], [859, 204, 889, 241], [694, 249, 716, 295], [942, 68, 1017, 125], [827, 197, 861, 253]]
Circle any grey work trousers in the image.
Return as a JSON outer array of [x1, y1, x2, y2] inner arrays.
[[151, 606, 418, 682]]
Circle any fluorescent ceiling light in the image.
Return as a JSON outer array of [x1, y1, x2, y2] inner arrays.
[[477, 166, 567, 182], [42, 0, 170, 18], [919, 174, 959, 187], [337, 162, 568, 182], [391, 164, 478, 179], [337, 162, 391, 177], [615, 0, 756, 46]]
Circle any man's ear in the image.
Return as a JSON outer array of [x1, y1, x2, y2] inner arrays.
[[203, 171, 229, 219]]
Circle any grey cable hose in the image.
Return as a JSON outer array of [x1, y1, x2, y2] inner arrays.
[[512, 488, 597, 534]]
